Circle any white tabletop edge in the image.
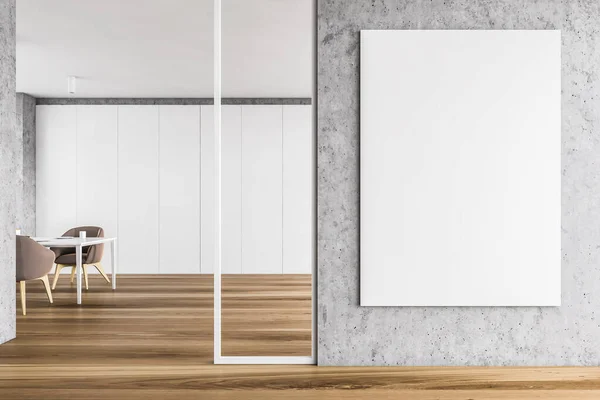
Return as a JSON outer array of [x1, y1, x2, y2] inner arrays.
[[31, 237, 117, 247]]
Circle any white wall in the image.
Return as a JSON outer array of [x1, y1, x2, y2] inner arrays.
[[222, 105, 242, 274], [36, 106, 77, 237], [241, 105, 283, 273], [200, 106, 215, 274], [76, 105, 118, 274], [117, 106, 160, 274], [159, 105, 201, 273], [283, 105, 313, 274], [200, 104, 314, 274], [36, 104, 313, 274]]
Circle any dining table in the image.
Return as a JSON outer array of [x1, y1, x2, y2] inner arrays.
[[32, 236, 117, 305]]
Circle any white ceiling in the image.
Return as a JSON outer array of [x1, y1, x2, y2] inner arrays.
[[16, 0, 314, 98]]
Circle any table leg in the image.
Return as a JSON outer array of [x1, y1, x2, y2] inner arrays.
[[111, 239, 117, 290], [76, 245, 82, 304]]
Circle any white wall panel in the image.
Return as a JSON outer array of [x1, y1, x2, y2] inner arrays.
[[37, 103, 311, 275], [159, 105, 201, 273], [76, 105, 118, 274], [117, 106, 159, 274], [222, 106, 242, 273], [283, 105, 313, 274], [36, 105, 77, 237], [241, 105, 283, 273], [200, 105, 214, 274]]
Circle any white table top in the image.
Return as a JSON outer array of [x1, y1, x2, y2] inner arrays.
[[31, 236, 116, 247]]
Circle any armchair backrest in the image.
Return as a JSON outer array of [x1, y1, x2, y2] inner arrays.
[[16, 236, 55, 281], [66, 226, 105, 264], [53, 226, 105, 264]]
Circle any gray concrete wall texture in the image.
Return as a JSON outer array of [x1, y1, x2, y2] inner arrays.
[[0, 0, 17, 345], [16, 93, 36, 236], [317, 0, 600, 365]]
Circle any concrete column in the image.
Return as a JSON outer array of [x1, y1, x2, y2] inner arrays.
[[0, 0, 17, 345], [16, 93, 36, 236]]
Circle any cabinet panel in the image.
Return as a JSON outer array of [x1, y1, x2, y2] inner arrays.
[[222, 106, 242, 274], [201, 105, 245, 274], [36, 104, 312, 275], [200, 105, 214, 274], [159, 105, 201, 273], [117, 106, 159, 274], [76, 105, 118, 274], [36, 105, 77, 237], [241, 105, 283, 273], [283, 105, 313, 274]]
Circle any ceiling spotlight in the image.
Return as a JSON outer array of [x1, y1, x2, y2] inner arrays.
[[67, 76, 77, 94]]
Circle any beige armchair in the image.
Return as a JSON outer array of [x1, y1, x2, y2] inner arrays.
[[51, 226, 111, 290], [16, 235, 54, 315]]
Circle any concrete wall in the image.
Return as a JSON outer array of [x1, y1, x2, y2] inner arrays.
[[16, 93, 36, 236], [0, 0, 16, 345], [317, 0, 600, 365]]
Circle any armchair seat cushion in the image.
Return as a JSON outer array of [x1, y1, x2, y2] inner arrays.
[[55, 252, 89, 265]]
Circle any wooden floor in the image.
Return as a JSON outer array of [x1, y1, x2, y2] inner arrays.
[[1, 275, 600, 399], [222, 274, 311, 356]]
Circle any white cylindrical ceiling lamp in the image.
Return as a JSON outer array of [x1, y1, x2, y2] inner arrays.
[[67, 76, 77, 94]]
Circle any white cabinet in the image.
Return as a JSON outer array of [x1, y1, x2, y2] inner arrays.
[[159, 105, 201, 273], [118, 106, 160, 274], [241, 105, 283, 273], [200, 105, 244, 274], [222, 106, 242, 274], [200, 105, 214, 274], [36, 103, 313, 275], [283, 105, 313, 274], [76, 105, 118, 274], [36, 105, 77, 237]]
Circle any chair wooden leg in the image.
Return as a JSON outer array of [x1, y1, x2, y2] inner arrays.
[[40, 275, 53, 304], [19, 281, 26, 316], [51, 264, 64, 290], [70, 267, 76, 284], [94, 263, 111, 284], [83, 265, 89, 290]]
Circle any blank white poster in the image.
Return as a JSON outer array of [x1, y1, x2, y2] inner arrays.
[[360, 30, 561, 306]]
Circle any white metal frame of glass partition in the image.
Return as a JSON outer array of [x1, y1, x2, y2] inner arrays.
[[213, 0, 316, 365]]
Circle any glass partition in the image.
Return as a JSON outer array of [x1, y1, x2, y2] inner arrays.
[[214, 0, 315, 362]]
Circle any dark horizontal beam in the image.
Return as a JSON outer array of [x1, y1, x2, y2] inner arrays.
[[35, 98, 312, 106]]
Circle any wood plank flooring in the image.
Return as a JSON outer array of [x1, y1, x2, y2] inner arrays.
[[1, 275, 600, 399], [222, 274, 311, 356]]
